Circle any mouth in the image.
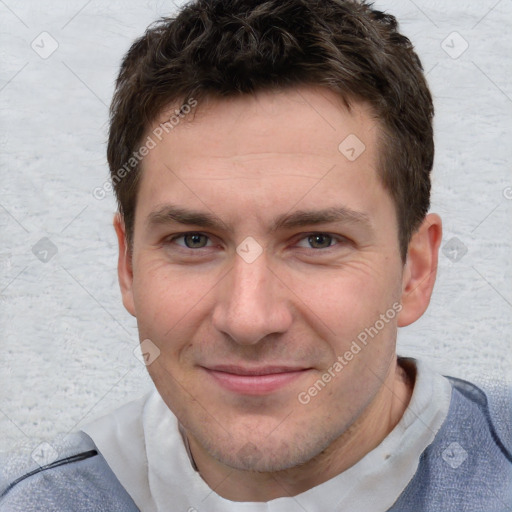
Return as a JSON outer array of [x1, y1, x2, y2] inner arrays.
[[201, 365, 312, 395]]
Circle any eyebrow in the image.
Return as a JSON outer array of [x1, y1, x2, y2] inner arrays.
[[146, 205, 226, 230], [271, 207, 371, 232], [145, 204, 372, 232]]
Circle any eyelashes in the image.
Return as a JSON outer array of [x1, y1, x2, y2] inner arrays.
[[169, 233, 212, 249], [166, 231, 350, 252]]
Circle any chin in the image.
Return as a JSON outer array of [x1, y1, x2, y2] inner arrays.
[[199, 428, 334, 473]]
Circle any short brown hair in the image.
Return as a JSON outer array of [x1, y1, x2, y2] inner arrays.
[[107, 0, 434, 261]]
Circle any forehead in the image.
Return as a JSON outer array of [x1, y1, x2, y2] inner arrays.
[[151, 86, 379, 167], [136, 85, 389, 227]]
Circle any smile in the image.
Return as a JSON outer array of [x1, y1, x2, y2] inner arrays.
[[202, 366, 311, 395]]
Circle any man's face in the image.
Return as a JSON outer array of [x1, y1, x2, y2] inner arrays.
[[122, 86, 407, 472]]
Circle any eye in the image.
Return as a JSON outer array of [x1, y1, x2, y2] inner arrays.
[[169, 232, 212, 249], [296, 233, 346, 250]]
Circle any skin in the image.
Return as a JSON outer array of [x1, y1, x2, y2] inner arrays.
[[114, 85, 442, 501]]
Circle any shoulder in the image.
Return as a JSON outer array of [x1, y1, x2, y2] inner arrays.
[[391, 375, 512, 511], [445, 375, 512, 450], [441, 375, 512, 468], [0, 431, 139, 512]]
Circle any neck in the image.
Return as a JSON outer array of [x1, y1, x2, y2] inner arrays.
[[187, 358, 415, 501]]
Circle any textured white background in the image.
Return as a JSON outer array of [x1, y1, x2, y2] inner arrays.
[[1, 0, 511, 454]]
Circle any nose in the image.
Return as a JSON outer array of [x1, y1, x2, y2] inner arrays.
[[211, 250, 293, 345]]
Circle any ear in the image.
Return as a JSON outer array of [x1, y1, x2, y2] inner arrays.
[[113, 213, 136, 317], [397, 213, 442, 327]]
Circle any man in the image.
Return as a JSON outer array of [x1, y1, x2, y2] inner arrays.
[[1, 0, 510, 510]]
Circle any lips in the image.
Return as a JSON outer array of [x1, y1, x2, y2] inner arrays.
[[207, 365, 307, 375], [202, 365, 311, 395]]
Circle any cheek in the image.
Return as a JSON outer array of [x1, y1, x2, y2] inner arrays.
[[294, 264, 398, 330], [131, 262, 205, 341]]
